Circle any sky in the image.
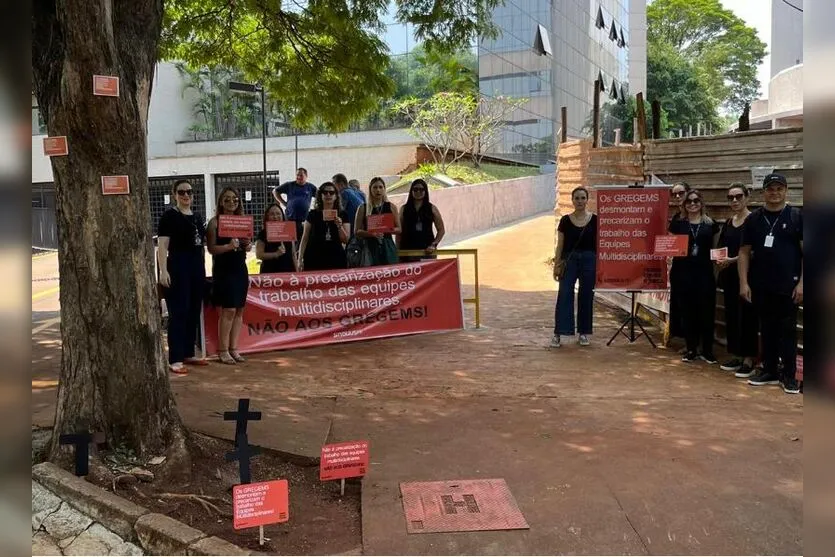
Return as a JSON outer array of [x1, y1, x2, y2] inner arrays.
[[718, 0, 773, 99]]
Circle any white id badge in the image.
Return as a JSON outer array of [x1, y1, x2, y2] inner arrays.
[[764, 234, 774, 248]]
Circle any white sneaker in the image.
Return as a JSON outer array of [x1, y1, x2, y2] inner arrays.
[[550, 335, 561, 348], [578, 334, 590, 346]]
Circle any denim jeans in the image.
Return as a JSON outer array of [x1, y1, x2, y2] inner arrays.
[[554, 250, 596, 336]]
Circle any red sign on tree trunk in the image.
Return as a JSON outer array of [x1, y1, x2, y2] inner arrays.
[[93, 75, 120, 97], [43, 136, 69, 157], [101, 175, 130, 195]]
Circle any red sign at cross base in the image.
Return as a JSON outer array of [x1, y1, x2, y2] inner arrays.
[[320, 440, 370, 481], [218, 214, 254, 238], [232, 479, 289, 530]]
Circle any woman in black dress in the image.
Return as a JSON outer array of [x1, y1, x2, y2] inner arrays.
[[206, 187, 251, 365], [354, 176, 401, 266], [716, 184, 758, 377], [669, 190, 719, 364], [156, 180, 208, 375], [256, 203, 297, 274], [298, 182, 349, 271], [398, 179, 445, 263], [667, 181, 691, 342]]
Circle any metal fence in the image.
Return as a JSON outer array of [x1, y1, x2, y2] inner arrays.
[[148, 175, 207, 230], [32, 182, 57, 249], [214, 172, 281, 235]]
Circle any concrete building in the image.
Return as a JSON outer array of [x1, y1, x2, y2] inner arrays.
[[477, 0, 646, 164]]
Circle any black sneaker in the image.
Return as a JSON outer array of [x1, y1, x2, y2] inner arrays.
[[735, 363, 756, 378], [681, 351, 699, 362], [781, 376, 801, 395], [747, 369, 780, 386], [700, 352, 718, 364], [720, 358, 742, 371]]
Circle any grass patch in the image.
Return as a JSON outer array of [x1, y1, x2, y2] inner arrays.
[[388, 162, 539, 192]]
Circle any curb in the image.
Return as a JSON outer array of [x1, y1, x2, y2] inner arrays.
[[32, 462, 253, 555]]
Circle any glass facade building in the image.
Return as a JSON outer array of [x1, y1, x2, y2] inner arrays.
[[479, 0, 633, 164]]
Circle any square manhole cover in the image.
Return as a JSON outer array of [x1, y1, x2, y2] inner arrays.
[[400, 479, 529, 534]]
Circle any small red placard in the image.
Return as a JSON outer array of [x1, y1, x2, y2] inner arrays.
[[43, 136, 68, 157], [710, 247, 728, 261], [266, 220, 297, 242], [323, 209, 338, 222], [218, 214, 254, 238], [101, 175, 130, 195], [796, 355, 803, 382], [320, 440, 370, 481], [653, 234, 689, 256], [367, 213, 394, 234], [93, 75, 120, 97], [232, 480, 289, 530]]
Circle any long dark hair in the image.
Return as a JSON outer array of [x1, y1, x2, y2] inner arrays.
[[215, 186, 243, 216], [314, 181, 342, 212], [403, 179, 432, 230]]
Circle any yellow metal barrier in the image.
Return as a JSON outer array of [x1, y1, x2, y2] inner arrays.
[[398, 249, 480, 329]]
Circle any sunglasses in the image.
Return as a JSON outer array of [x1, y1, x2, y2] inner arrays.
[[685, 198, 701, 205], [176, 189, 193, 196], [321, 190, 337, 196], [223, 197, 239, 203], [727, 193, 745, 201]]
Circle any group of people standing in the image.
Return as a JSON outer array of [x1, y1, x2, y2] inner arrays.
[[550, 175, 803, 396], [156, 169, 446, 373]]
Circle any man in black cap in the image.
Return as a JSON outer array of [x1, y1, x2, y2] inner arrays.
[[738, 173, 803, 394]]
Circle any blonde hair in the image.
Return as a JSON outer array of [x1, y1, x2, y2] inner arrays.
[[365, 176, 388, 218]]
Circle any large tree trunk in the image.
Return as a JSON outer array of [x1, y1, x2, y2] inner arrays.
[[32, 0, 189, 465]]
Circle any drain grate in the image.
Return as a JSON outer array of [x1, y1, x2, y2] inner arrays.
[[400, 479, 529, 534]]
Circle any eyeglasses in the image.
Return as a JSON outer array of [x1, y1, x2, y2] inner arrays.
[[177, 189, 193, 196], [321, 190, 337, 196], [727, 193, 745, 201], [685, 198, 701, 205]]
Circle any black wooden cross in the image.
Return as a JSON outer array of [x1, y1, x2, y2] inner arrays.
[[225, 432, 260, 484], [58, 432, 94, 476], [223, 398, 262, 446]]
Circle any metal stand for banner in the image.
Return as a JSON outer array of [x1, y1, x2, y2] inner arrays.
[[607, 290, 656, 348]]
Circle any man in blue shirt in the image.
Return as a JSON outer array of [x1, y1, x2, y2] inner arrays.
[[332, 173, 364, 235], [273, 167, 317, 240]]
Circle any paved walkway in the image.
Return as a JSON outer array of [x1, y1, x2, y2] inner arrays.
[[32, 213, 803, 555]]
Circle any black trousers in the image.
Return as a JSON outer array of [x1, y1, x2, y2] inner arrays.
[[754, 291, 798, 380], [720, 268, 759, 358], [165, 252, 205, 364], [681, 285, 717, 354]]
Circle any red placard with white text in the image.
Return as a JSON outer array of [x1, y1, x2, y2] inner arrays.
[[266, 220, 297, 242], [232, 480, 289, 530], [323, 209, 338, 222], [101, 175, 130, 195], [204, 259, 464, 355], [367, 213, 395, 234], [218, 214, 254, 238], [596, 186, 670, 290], [93, 75, 120, 97], [796, 355, 803, 382], [710, 247, 729, 261], [654, 235, 689, 257], [43, 136, 68, 156], [320, 441, 370, 481]]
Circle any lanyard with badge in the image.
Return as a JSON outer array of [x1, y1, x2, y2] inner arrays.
[[762, 206, 787, 248], [689, 222, 702, 256]]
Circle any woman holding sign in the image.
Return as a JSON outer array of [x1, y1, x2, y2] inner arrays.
[[551, 186, 598, 348], [298, 182, 350, 271], [355, 176, 401, 266], [157, 180, 208, 375], [398, 179, 445, 263], [256, 203, 298, 273], [668, 190, 719, 364], [715, 184, 758, 376], [207, 187, 251, 365]]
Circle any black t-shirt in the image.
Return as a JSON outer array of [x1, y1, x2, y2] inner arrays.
[[157, 207, 205, 255], [306, 209, 349, 246], [558, 214, 597, 258], [741, 205, 803, 295], [717, 218, 745, 258], [668, 217, 718, 291], [401, 203, 437, 250], [256, 228, 295, 274]]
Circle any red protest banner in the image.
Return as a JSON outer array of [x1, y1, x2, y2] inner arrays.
[[204, 258, 464, 355], [93, 75, 120, 97], [218, 215, 254, 238], [266, 221, 297, 242], [596, 186, 670, 290], [232, 480, 289, 530], [320, 441, 370, 481], [654, 234, 689, 256], [43, 136, 68, 157], [367, 213, 395, 234], [101, 175, 130, 195]]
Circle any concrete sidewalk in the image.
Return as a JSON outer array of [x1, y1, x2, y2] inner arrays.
[[31, 213, 803, 555]]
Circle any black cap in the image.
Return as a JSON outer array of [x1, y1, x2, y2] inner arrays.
[[762, 173, 787, 187]]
